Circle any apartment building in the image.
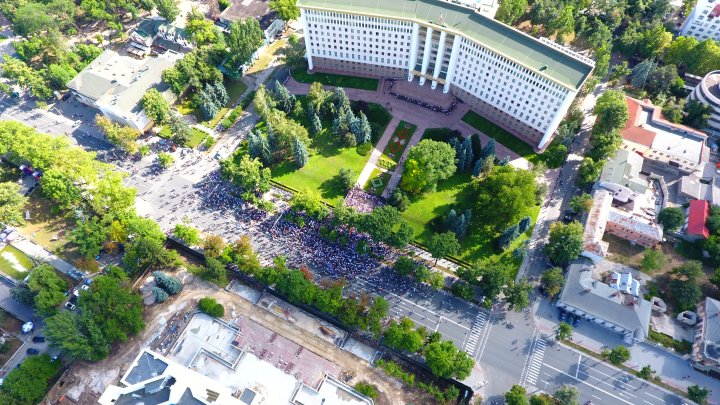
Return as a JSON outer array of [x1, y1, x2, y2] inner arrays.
[[680, 0, 720, 41]]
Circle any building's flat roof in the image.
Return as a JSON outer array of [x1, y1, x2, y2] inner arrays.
[[297, 0, 594, 89], [622, 97, 707, 171]]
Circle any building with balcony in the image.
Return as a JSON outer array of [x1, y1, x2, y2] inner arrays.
[[692, 297, 720, 376], [296, 0, 595, 151], [689, 70, 720, 134], [680, 0, 720, 41]]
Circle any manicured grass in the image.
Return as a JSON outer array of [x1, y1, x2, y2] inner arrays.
[[225, 79, 248, 104], [158, 126, 208, 148], [400, 168, 539, 269], [271, 128, 371, 205], [269, 100, 391, 205], [462, 110, 539, 163], [382, 121, 416, 164], [364, 168, 391, 196], [245, 39, 286, 75], [292, 66, 379, 91], [205, 107, 230, 129]]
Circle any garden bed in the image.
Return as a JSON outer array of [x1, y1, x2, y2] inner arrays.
[[364, 168, 391, 196], [381, 121, 416, 164], [158, 126, 208, 148]]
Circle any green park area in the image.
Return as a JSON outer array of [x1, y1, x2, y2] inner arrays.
[[461, 111, 539, 164], [398, 128, 539, 270], [158, 126, 208, 148], [176, 78, 248, 127], [267, 97, 392, 205], [292, 66, 379, 91]]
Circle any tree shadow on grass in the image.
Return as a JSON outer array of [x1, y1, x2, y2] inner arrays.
[[319, 176, 346, 201]]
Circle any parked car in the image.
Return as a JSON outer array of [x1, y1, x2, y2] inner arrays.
[[64, 302, 76, 311], [573, 316, 581, 327], [31, 336, 45, 343], [26, 348, 39, 355], [559, 310, 566, 322]]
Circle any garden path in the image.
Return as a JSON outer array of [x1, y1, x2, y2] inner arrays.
[[356, 115, 400, 187]]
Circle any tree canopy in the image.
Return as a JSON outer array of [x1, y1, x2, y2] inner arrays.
[[545, 221, 583, 265], [400, 139, 456, 194], [472, 165, 538, 230], [0, 182, 28, 226]]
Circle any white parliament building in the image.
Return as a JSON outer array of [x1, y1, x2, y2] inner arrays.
[[297, 0, 595, 151]]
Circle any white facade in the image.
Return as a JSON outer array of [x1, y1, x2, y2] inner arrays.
[[680, 0, 720, 41], [688, 70, 720, 133], [299, 3, 592, 150]]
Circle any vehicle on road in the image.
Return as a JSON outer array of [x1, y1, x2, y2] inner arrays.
[[573, 316, 581, 327], [31, 336, 45, 343], [65, 302, 76, 311], [21, 321, 33, 334], [26, 348, 39, 355]]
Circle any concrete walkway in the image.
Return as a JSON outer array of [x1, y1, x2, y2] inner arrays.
[[380, 123, 426, 198], [356, 116, 400, 187], [10, 236, 82, 280]]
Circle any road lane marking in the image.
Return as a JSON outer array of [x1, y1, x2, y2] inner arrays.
[[591, 395, 601, 399], [644, 400, 655, 405], [544, 363, 634, 405], [463, 312, 487, 356], [525, 335, 547, 386], [575, 354, 582, 379], [475, 314, 493, 360], [645, 393, 662, 401]]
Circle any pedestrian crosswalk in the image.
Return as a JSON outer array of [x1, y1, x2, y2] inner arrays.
[[464, 311, 488, 356], [525, 336, 547, 386]]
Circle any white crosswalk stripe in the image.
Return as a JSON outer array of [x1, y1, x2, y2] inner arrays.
[[464, 312, 487, 355], [525, 338, 547, 386]]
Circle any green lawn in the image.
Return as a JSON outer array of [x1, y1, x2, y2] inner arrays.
[[268, 98, 392, 205], [225, 79, 248, 104], [271, 128, 371, 205], [462, 111, 540, 164], [158, 126, 208, 148], [364, 168, 391, 196], [0, 245, 34, 281], [292, 66, 379, 91], [382, 121, 416, 164]]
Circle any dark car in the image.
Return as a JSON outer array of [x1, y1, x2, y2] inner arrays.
[[559, 309, 566, 322], [573, 316, 581, 327], [31, 336, 45, 343], [26, 348, 39, 355]]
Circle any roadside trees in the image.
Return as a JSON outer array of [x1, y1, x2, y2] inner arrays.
[[545, 221, 583, 265], [602, 345, 631, 365], [427, 231, 461, 265], [541, 267, 564, 297], [423, 340, 475, 380], [556, 322, 573, 340], [0, 182, 28, 226]]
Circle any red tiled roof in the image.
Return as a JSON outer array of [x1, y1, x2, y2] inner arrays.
[[621, 97, 707, 144], [687, 199, 710, 239]]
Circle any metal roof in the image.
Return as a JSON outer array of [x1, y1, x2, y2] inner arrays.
[[559, 260, 652, 340], [297, 0, 594, 89]]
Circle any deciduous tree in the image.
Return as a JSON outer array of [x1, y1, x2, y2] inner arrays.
[[545, 221, 583, 265], [400, 140, 456, 194]]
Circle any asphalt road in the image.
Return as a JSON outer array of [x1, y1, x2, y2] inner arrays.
[[538, 344, 685, 405]]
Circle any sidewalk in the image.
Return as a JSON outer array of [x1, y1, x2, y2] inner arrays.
[[356, 116, 400, 187], [380, 123, 426, 198], [10, 236, 82, 280], [534, 297, 720, 402]]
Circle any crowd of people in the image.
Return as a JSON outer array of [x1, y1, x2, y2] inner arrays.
[[344, 186, 382, 214], [386, 78, 460, 115]]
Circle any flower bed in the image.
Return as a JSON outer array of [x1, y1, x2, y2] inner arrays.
[[381, 121, 416, 164]]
